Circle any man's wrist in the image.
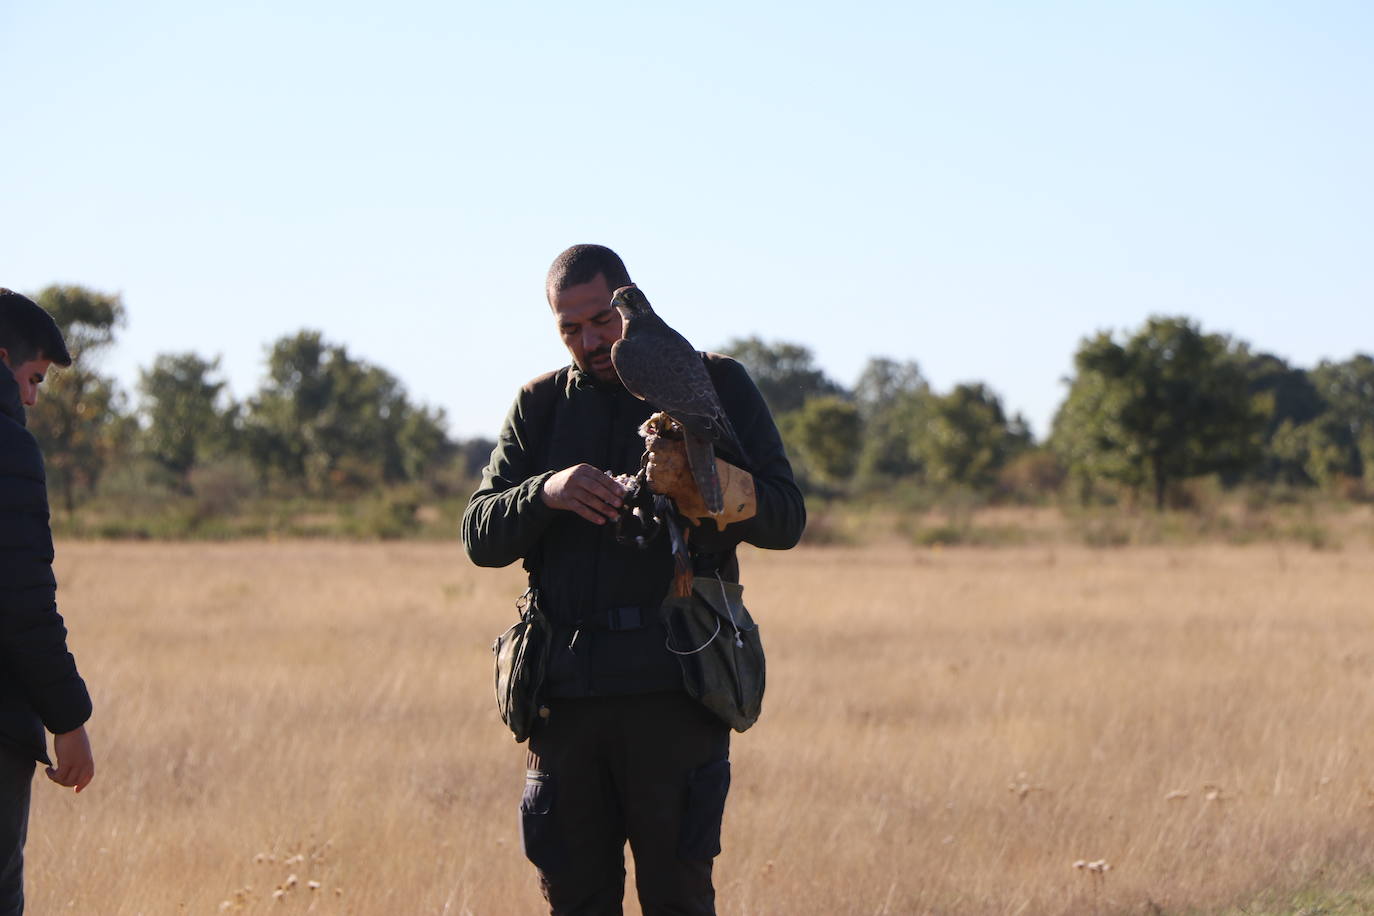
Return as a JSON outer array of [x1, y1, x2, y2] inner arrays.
[[529, 471, 559, 513]]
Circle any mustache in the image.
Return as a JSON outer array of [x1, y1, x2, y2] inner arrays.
[[588, 346, 613, 363]]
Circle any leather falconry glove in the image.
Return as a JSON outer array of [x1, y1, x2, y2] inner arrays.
[[640, 413, 757, 526]]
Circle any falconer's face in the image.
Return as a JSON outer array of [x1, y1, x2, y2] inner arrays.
[[549, 273, 625, 384]]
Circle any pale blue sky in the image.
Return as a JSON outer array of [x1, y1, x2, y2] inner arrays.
[[3, 1, 1371, 441]]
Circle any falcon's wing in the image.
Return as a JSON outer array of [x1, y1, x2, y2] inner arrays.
[[612, 334, 749, 464]]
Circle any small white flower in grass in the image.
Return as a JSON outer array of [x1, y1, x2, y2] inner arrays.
[[1008, 771, 1043, 800], [308, 880, 321, 891], [284, 874, 299, 889]]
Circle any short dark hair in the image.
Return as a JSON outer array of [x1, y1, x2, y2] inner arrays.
[[0, 289, 72, 367], [545, 244, 632, 302]]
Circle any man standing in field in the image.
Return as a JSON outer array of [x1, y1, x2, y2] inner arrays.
[[0, 290, 96, 916], [463, 245, 805, 915]]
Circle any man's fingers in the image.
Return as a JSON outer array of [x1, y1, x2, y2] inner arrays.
[[584, 490, 622, 522], [44, 763, 94, 792], [583, 471, 627, 505], [542, 464, 629, 522], [573, 473, 626, 520], [571, 497, 612, 525], [568, 479, 622, 524]]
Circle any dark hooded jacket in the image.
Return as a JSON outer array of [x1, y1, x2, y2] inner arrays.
[[0, 366, 91, 764], [463, 354, 805, 697]]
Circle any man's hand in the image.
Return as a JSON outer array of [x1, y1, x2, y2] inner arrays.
[[646, 433, 757, 526], [541, 464, 628, 525], [46, 725, 95, 793]]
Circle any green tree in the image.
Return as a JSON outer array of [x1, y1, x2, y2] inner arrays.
[[789, 395, 864, 483], [395, 404, 454, 483], [138, 353, 234, 482], [1305, 354, 1374, 491], [1269, 419, 1348, 491], [27, 285, 131, 512], [718, 337, 845, 415], [1052, 316, 1263, 509], [455, 437, 498, 479], [853, 357, 929, 482], [915, 382, 1030, 490], [244, 331, 451, 493], [1242, 351, 1324, 485]]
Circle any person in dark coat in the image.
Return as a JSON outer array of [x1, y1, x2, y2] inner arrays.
[[0, 289, 95, 916], [463, 246, 805, 915]]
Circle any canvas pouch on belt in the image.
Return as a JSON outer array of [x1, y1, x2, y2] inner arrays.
[[492, 588, 551, 743], [661, 575, 765, 733]]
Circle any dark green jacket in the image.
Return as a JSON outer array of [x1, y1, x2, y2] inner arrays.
[[463, 355, 804, 697]]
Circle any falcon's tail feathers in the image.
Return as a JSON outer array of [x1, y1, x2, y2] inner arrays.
[[683, 432, 725, 516]]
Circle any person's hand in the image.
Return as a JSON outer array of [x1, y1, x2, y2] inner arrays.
[[46, 725, 95, 793], [645, 425, 756, 526], [541, 464, 628, 525]]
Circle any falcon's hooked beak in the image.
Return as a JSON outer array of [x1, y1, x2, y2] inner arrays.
[[611, 285, 652, 318]]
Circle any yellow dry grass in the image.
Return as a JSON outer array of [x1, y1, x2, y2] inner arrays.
[[25, 537, 1374, 914]]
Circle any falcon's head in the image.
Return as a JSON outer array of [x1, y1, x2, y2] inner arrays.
[[610, 285, 654, 321]]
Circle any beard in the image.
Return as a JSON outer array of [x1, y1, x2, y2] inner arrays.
[[583, 346, 622, 385]]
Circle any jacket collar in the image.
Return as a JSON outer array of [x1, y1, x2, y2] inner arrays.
[[568, 363, 625, 395], [0, 365, 24, 427]]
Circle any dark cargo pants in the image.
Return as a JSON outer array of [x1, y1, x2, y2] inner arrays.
[[521, 691, 731, 916], [0, 744, 34, 916]]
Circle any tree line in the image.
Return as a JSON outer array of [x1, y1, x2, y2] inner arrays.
[[22, 285, 1374, 527], [719, 321, 1372, 510], [26, 285, 493, 530]]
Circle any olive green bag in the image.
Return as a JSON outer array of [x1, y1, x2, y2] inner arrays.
[[492, 587, 551, 743], [661, 575, 765, 732]]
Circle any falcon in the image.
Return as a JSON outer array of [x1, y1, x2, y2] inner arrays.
[[610, 285, 748, 516]]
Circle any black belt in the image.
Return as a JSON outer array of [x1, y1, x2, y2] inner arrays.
[[574, 605, 654, 632]]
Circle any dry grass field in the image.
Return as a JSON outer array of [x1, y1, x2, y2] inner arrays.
[[24, 533, 1374, 914]]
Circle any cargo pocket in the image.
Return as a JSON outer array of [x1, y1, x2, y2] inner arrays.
[[520, 768, 564, 872], [678, 758, 731, 861]]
